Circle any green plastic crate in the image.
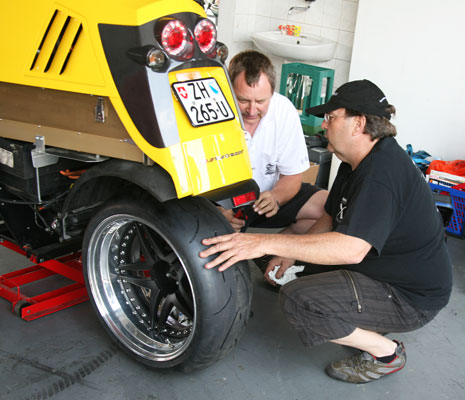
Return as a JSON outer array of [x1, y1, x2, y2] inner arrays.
[[279, 63, 334, 134]]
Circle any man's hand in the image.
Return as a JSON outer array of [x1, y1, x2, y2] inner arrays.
[[199, 233, 266, 271], [264, 256, 296, 286], [253, 191, 280, 218], [217, 207, 245, 232]]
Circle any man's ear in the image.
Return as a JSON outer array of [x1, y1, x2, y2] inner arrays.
[[352, 115, 366, 136]]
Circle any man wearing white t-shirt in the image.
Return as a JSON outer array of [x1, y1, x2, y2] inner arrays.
[[220, 50, 328, 236]]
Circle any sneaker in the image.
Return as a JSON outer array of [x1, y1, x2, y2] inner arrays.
[[325, 341, 406, 383]]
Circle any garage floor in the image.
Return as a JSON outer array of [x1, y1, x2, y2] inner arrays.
[[1, 236, 464, 400]]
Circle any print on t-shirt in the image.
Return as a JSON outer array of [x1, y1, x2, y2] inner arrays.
[[336, 196, 348, 223], [265, 163, 276, 175]]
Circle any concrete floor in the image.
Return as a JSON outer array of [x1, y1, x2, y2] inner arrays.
[[1, 236, 464, 400]]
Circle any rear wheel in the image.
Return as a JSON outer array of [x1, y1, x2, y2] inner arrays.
[[82, 195, 252, 370]]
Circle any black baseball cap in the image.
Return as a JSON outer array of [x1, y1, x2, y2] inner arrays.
[[306, 79, 391, 120]]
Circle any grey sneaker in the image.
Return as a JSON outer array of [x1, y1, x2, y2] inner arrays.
[[325, 341, 406, 383]]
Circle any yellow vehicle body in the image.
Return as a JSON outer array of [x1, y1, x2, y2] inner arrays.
[[0, 1, 258, 371], [0, 0, 252, 198]]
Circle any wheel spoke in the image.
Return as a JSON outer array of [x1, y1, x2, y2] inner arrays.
[[173, 292, 193, 320], [156, 295, 175, 334], [138, 224, 177, 264], [169, 265, 194, 315], [149, 288, 164, 331], [119, 275, 158, 291], [134, 224, 156, 263], [117, 260, 151, 271]]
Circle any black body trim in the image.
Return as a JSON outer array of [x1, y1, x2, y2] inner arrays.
[[202, 179, 260, 209], [98, 12, 227, 149]]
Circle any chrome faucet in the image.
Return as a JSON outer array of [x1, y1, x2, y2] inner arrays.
[[288, 6, 310, 15], [288, 0, 315, 16]]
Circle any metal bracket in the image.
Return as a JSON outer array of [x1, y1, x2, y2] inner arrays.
[[95, 96, 106, 123], [31, 136, 59, 203], [31, 136, 59, 169]]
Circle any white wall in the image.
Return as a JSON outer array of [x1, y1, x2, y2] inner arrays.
[[217, 0, 359, 88], [350, 0, 465, 160]]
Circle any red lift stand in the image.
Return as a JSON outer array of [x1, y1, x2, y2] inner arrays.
[[0, 238, 88, 321]]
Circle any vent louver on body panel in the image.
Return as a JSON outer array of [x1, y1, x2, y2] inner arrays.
[[30, 9, 83, 75]]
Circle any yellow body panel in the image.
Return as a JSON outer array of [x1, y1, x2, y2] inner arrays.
[[1, 0, 203, 92], [0, 0, 253, 199], [171, 67, 251, 196]]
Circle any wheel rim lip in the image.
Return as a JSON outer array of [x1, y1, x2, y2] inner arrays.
[[86, 213, 197, 362]]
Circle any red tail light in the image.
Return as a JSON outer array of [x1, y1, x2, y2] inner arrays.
[[232, 192, 257, 207], [161, 20, 193, 58], [194, 19, 217, 54]]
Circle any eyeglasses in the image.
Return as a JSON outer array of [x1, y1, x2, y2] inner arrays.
[[323, 113, 350, 124]]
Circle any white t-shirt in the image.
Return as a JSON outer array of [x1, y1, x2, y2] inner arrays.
[[245, 92, 309, 192]]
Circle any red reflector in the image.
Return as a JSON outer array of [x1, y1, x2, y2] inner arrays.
[[161, 20, 192, 58], [194, 19, 217, 54], [197, 29, 213, 47], [168, 30, 184, 49], [232, 192, 257, 207]]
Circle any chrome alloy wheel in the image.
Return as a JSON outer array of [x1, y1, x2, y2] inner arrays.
[[86, 214, 196, 362]]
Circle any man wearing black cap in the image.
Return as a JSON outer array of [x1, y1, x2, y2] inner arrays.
[[199, 79, 452, 383]]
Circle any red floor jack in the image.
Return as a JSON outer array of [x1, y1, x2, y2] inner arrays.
[[0, 238, 88, 321]]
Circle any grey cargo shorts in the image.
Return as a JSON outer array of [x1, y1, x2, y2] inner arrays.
[[279, 269, 439, 347]]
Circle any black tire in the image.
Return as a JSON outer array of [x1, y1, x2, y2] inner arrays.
[[82, 194, 252, 370]]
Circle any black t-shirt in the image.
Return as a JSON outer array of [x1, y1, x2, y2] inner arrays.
[[325, 137, 452, 309]]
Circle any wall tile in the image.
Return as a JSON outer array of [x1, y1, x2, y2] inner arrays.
[[233, 14, 251, 42], [304, 0, 325, 26], [217, 0, 236, 33], [335, 30, 354, 61], [301, 23, 322, 36], [271, 0, 290, 20], [270, 17, 286, 32], [334, 59, 350, 88], [254, 15, 272, 32], [235, 0, 257, 15], [230, 42, 254, 60], [254, 0, 271, 17], [321, 27, 339, 41], [340, 0, 358, 32], [323, 0, 342, 30], [287, 10, 308, 25]]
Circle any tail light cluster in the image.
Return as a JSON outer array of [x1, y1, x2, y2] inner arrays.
[[142, 18, 228, 71], [161, 18, 216, 60]]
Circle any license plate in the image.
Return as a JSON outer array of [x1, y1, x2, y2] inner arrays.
[[172, 78, 235, 127]]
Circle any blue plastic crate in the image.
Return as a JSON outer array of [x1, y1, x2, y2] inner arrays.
[[430, 183, 465, 238]]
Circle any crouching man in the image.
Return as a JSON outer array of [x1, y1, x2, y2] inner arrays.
[[199, 79, 452, 384]]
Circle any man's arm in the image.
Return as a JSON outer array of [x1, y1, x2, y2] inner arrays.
[[263, 211, 333, 284], [199, 230, 372, 272], [298, 210, 333, 235], [271, 173, 302, 205], [253, 173, 302, 217]]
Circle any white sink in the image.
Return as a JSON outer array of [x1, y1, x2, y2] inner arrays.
[[251, 31, 336, 62]]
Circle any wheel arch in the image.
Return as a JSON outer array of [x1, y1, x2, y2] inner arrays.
[[62, 159, 177, 210], [60, 159, 177, 237]]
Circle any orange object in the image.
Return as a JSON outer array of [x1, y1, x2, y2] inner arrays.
[[59, 169, 87, 179], [427, 160, 465, 177]]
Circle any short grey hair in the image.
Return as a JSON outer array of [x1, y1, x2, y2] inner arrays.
[[228, 50, 276, 92]]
